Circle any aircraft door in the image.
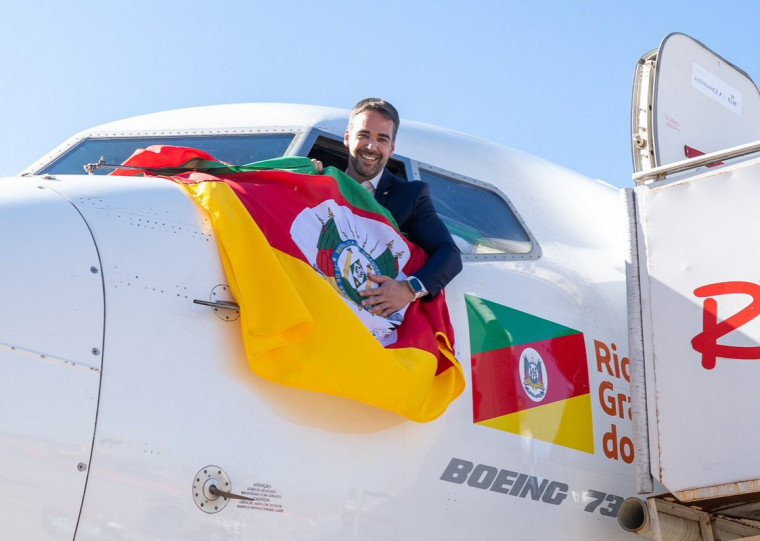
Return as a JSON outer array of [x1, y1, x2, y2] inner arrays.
[[0, 181, 104, 539], [632, 32, 760, 174]]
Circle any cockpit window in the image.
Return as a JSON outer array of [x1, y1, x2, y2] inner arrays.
[[38, 134, 295, 175], [418, 168, 535, 257], [306, 134, 408, 179]]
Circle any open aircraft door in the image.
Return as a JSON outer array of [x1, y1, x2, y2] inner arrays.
[[626, 33, 760, 531], [0, 181, 104, 538], [632, 32, 760, 174]]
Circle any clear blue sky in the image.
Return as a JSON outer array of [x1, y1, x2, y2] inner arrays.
[[2, 0, 759, 188]]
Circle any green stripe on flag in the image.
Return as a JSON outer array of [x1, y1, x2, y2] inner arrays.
[[466, 294, 580, 355]]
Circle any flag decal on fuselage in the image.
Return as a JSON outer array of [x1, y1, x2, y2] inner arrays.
[[466, 294, 594, 453]]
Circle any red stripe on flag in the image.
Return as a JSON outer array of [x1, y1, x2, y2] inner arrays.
[[472, 333, 589, 422], [394, 292, 455, 373], [219, 172, 398, 260]]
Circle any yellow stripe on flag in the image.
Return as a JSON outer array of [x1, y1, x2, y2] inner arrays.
[[477, 394, 594, 453], [182, 180, 314, 352], [180, 180, 464, 422]]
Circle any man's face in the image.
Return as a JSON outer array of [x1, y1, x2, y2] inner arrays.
[[344, 110, 396, 182]]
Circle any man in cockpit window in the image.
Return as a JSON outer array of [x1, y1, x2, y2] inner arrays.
[[314, 98, 462, 317]]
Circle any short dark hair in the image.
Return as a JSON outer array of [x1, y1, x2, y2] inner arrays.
[[349, 98, 400, 140]]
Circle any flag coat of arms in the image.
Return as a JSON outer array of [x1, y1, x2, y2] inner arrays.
[[113, 146, 465, 422], [466, 294, 594, 452]]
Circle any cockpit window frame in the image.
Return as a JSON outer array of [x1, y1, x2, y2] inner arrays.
[[26, 127, 305, 176], [410, 161, 541, 262]]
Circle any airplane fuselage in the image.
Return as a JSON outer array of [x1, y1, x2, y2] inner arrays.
[[0, 103, 638, 539]]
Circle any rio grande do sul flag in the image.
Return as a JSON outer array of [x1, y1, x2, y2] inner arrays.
[[114, 146, 465, 422], [466, 294, 593, 452]]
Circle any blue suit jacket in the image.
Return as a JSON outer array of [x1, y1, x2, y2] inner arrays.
[[374, 169, 462, 298]]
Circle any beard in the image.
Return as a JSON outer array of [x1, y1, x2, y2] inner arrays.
[[348, 150, 386, 180]]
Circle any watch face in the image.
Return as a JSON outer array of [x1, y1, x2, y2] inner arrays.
[[409, 277, 423, 293]]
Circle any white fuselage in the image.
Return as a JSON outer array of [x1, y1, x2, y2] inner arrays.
[[1, 104, 638, 539]]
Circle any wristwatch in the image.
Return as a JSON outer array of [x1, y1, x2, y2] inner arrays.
[[405, 276, 426, 300]]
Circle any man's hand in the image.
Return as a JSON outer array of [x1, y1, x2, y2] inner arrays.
[[311, 159, 324, 173], [360, 273, 414, 317]]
